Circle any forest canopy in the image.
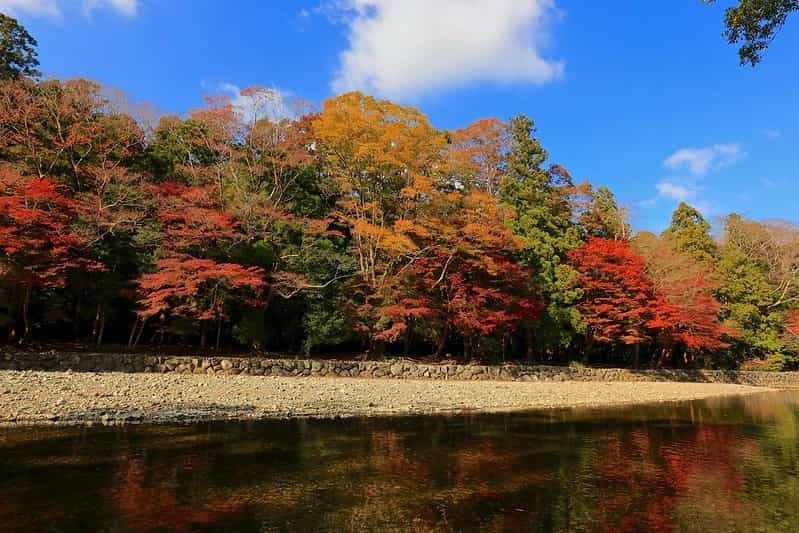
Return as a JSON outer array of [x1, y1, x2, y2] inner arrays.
[[1, 15, 797, 370]]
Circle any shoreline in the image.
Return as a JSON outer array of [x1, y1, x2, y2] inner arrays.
[[0, 370, 774, 427]]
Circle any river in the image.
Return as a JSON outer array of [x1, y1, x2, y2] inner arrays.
[[1, 390, 798, 532]]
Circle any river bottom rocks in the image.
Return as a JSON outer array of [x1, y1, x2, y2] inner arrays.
[[0, 370, 769, 426]]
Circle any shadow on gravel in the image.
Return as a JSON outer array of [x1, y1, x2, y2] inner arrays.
[[20, 403, 261, 426]]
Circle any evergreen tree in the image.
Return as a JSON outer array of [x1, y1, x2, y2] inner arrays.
[[663, 202, 718, 263], [0, 14, 39, 80], [499, 115, 583, 359]]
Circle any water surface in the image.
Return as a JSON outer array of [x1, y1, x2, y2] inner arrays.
[[1, 391, 798, 532]]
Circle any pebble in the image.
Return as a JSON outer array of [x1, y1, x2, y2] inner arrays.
[[0, 370, 767, 427]]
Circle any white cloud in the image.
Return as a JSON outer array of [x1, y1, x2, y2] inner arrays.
[[83, 0, 138, 17], [691, 200, 721, 218], [0, 0, 59, 16], [0, 0, 138, 18], [653, 181, 720, 219], [655, 181, 697, 202], [329, 0, 564, 98], [637, 196, 659, 208], [663, 143, 742, 176]]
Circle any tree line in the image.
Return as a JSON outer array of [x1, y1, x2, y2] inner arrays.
[[1, 14, 798, 369]]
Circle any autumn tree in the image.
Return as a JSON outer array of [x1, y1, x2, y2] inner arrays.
[[139, 87, 348, 349], [570, 237, 660, 366], [0, 78, 153, 344], [313, 91, 446, 344], [448, 118, 509, 196], [377, 190, 541, 359], [0, 168, 99, 340], [137, 256, 266, 350], [634, 232, 731, 365]]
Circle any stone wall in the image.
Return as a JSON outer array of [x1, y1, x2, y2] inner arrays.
[[2, 351, 799, 388]]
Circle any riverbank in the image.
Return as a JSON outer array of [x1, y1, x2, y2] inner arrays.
[[0, 370, 770, 426]]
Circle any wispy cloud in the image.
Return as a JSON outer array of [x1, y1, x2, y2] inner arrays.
[[0, 0, 59, 16], [637, 196, 659, 208], [691, 200, 721, 218], [655, 180, 697, 202], [762, 128, 782, 139], [0, 0, 139, 18], [663, 143, 742, 176], [327, 0, 564, 99]]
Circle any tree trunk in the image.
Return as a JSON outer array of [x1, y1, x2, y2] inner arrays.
[[20, 285, 32, 343], [200, 322, 207, 350], [96, 314, 106, 347], [215, 317, 222, 352], [133, 318, 146, 348], [525, 327, 534, 362], [128, 317, 139, 348], [91, 303, 102, 341], [73, 293, 82, 341], [434, 322, 450, 358]]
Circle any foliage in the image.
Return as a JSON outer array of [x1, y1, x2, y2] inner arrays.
[[499, 115, 585, 357], [0, 14, 39, 80], [0, 28, 795, 367], [706, 0, 798, 65], [662, 202, 718, 263]]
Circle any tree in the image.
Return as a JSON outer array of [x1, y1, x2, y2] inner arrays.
[[663, 202, 718, 263], [581, 185, 631, 240], [500, 115, 584, 358], [705, 0, 798, 65], [137, 256, 266, 350], [448, 118, 510, 196], [634, 232, 731, 365], [376, 190, 542, 358], [0, 14, 39, 80], [313, 91, 446, 344], [570, 237, 659, 355], [0, 168, 100, 340], [716, 214, 799, 368], [0, 78, 133, 188]]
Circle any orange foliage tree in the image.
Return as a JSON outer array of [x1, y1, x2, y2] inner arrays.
[[448, 118, 510, 196], [377, 190, 542, 357], [313, 91, 447, 342]]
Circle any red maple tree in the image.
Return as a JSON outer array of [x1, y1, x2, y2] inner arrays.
[[0, 168, 100, 338], [137, 255, 266, 349], [572, 237, 731, 364], [570, 237, 659, 346]]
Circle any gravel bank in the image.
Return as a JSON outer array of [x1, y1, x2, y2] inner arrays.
[[0, 370, 770, 426]]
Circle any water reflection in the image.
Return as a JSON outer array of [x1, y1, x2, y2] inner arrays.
[[1, 391, 798, 532]]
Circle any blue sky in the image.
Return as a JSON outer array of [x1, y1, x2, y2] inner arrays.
[[3, 0, 798, 231]]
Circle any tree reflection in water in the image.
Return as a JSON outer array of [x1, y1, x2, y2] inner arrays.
[[0, 391, 798, 532]]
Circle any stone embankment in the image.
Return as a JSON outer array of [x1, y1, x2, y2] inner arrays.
[[2, 350, 799, 388]]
